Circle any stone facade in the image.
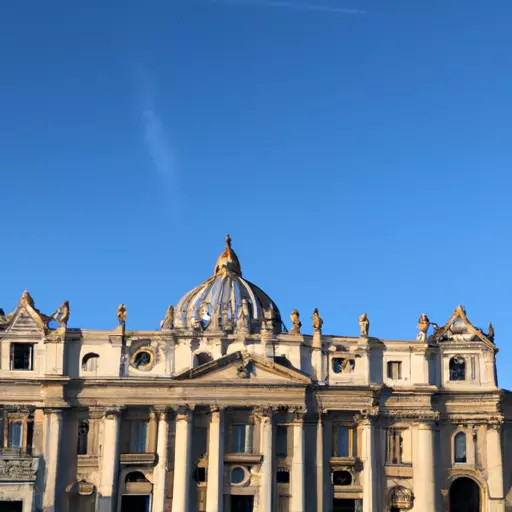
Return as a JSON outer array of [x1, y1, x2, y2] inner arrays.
[[0, 237, 510, 512]]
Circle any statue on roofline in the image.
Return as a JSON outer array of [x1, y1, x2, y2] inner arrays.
[[51, 301, 70, 328], [416, 313, 430, 341], [160, 306, 175, 330], [312, 308, 323, 332], [290, 309, 301, 334], [359, 312, 369, 337], [117, 304, 127, 325]]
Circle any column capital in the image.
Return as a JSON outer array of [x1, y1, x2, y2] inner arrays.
[[104, 407, 124, 420], [253, 406, 275, 424], [289, 406, 307, 423], [42, 407, 64, 416], [174, 405, 193, 422]]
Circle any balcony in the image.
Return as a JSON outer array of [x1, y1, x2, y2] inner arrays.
[[120, 453, 157, 466], [224, 453, 263, 464], [0, 448, 38, 482]]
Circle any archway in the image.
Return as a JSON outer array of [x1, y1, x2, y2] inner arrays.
[[450, 477, 480, 512]]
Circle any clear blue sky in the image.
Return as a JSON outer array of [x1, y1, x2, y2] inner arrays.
[[1, 1, 511, 388]]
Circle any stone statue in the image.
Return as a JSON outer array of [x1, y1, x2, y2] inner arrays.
[[312, 308, 323, 331], [488, 322, 495, 340], [160, 306, 175, 330], [290, 309, 301, 334], [51, 301, 70, 328], [117, 304, 127, 325], [0, 309, 6, 325], [416, 313, 430, 341], [359, 313, 369, 337], [237, 298, 251, 330]]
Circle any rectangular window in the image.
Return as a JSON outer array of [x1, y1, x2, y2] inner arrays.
[[130, 421, 147, 453], [334, 426, 356, 457], [8, 422, 23, 449], [387, 429, 403, 464], [231, 424, 252, 453], [10, 344, 34, 371], [387, 361, 402, 380], [276, 425, 288, 457]]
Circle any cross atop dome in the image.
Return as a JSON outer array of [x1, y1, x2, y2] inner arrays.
[[214, 234, 242, 276]]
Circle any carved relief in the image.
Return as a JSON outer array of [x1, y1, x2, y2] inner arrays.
[[387, 485, 414, 510]]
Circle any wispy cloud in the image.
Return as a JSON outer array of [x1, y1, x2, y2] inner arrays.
[[210, 0, 366, 15], [134, 67, 175, 179], [132, 64, 181, 222]]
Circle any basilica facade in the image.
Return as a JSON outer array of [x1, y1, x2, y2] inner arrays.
[[0, 236, 510, 512]]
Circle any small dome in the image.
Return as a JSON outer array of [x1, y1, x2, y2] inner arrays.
[[175, 236, 283, 333]]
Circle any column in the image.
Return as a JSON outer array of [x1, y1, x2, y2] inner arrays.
[[148, 409, 158, 453], [316, 414, 324, 512], [172, 406, 193, 512], [42, 408, 63, 512], [98, 408, 122, 512], [258, 408, 273, 512], [360, 417, 375, 512], [412, 422, 435, 512], [290, 409, 305, 512], [152, 409, 169, 512], [486, 424, 504, 504], [206, 407, 224, 512]]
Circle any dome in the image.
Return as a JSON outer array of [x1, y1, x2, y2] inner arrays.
[[175, 236, 284, 333]]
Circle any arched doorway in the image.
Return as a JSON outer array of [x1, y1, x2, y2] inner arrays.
[[450, 477, 480, 512]]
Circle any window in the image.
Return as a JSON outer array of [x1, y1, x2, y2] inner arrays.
[[449, 357, 466, 381], [132, 350, 152, 369], [334, 426, 356, 457], [276, 426, 288, 457], [332, 358, 355, 374], [195, 467, 206, 483], [10, 343, 34, 370], [231, 467, 246, 485], [387, 361, 402, 380], [276, 470, 290, 483], [454, 432, 467, 464], [77, 421, 89, 455], [8, 422, 23, 448], [387, 429, 403, 464], [82, 353, 99, 372], [194, 353, 213, 367], [130, 422, 147, 453], [333, 470, 352, 486], [231, 424, 252, 453]]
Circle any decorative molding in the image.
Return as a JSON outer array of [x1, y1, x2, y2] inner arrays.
[[0, 456, 39, 481]]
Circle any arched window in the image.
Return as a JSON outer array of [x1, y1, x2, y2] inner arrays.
[[454, 432, 467, 463], [77, 420, 89, 455], [194, 352, 213, 367], [449, 356, 466, 381], [82, 353, 99, 372], [125, 471, 148, 483]]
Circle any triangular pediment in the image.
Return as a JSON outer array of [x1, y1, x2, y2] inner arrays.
[[1, 292, 49, 335], [174, 351, 311, 384], [431, 305, 495, 349]]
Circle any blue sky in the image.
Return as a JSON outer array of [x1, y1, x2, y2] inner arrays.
[[1, 1, 511, 388]]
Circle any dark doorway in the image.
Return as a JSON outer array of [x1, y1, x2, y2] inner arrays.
[[0, 502, 22, 512], [450, 477, 480, 512], [121, 494, 151, 512], [231, 495, 254, 512], [333, 499, 356, 512]]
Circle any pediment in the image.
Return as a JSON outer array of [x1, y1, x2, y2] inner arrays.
[[431, 305, 494, 349], [174, 351, 311, 384], [3, 304, 47, 334]]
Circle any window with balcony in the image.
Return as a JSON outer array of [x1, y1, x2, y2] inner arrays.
[[230, 424, 252, 453], [276, 425, 288, 457], [8, 422, 23, 448], [454, 432, 467, 464], [387, 429, 403, 464], [10, 343, 34, 371], [387, 361, 402, 380], [130, 421, 148, 453]]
